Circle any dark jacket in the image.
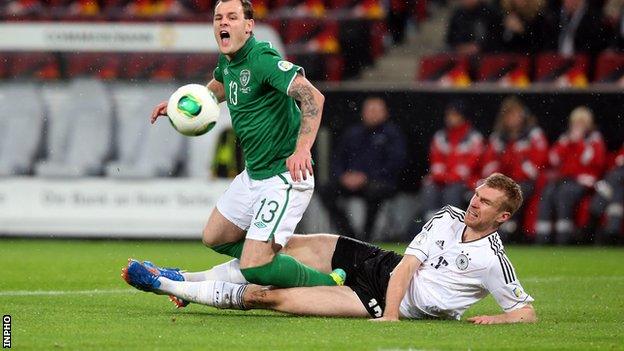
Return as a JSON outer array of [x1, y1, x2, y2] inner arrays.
[[544, 5, 609, 56], [332, 121, 407, 186], [446, 2, 503, 53]]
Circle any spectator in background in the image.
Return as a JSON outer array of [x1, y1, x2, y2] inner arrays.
[[584, 143, 624, 244], [545, 0, 608, 57], [536, 106, 607, 245], [319, 97, 407, 241], [387, 0, 415, 44], [481, 96, 549, 241], [604, 0, 624, 50], [446, 0, 503, 55], [498, 0, 553, 53], [417, 100, 484, 221]]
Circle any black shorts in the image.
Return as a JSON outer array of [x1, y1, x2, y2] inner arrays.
[[331, 236, 403, 318]]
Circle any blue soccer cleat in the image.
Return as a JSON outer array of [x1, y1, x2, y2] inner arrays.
[[121, 259, 161, 292], [141, 260, 190, 308], [143, 261, 185, 282]]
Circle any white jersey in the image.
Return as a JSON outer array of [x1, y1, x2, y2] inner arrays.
[[399, 206, 534, 320]]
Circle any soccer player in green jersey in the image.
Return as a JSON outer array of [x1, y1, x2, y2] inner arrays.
[[147, 0, 344, 289]]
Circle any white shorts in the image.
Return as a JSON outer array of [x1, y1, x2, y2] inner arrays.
[[216, 170, 314, 246]]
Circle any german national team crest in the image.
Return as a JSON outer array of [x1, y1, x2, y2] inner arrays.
[[239, 69, 251, 87], [455, 253, 469, 270]]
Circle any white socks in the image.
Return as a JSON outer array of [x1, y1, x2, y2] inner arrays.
[[158, 278, 247, 310], [182, 259, 247, 284]]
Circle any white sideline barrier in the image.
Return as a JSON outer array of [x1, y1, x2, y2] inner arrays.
[[0, 177, 230, 238], [0, 23, 285, 54]]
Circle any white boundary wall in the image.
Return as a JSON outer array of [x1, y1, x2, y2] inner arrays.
[[0, 178, 230, 238], [0, 22, 284, 54]]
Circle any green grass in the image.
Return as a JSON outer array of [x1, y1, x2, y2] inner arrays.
[[1, 239, 623, 350]]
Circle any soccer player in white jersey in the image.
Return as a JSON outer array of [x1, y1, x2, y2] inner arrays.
[[123, 173, 537, 324]]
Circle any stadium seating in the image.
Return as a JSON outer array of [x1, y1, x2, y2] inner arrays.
[[0, 83, 44, 175], [534, 53, 589, 86], [106, 83, 186, 178], [476, 54, 531, 86], [594, 52, 624, 83], [35, 79, 113, 177], [418, 54, 470, 84]]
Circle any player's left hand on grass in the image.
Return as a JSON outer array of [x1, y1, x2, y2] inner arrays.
[[467, 315, 504, 325], [286, 148, 313, 182]]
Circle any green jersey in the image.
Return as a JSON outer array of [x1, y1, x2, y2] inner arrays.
[[213, 36, 303, 180]]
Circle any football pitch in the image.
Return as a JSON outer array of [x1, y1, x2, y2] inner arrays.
[[2, 239, 623, 350]]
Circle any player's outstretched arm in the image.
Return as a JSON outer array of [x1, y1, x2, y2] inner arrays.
[[372, 255, 422, 322], [286, 74, 325, 182], [150, 80, 225, 124], [467, 304, 537, 325]]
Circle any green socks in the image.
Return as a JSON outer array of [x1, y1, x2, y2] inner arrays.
[[240, 253, 337, 287], [211, 240, 339, 287], [211, 240, 244, 259]]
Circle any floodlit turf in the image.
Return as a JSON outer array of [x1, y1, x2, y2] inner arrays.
[[1, 239, 623, 350]]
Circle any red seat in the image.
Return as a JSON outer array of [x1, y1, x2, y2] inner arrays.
[[534, 53, 589, 85], [476, 54, 530, 85], [177, 54, 219, 81], [594, 52, 624, 82], [8, 52, 60, 80], [418, 54, 470, 82], [65, 52, 121, 79]]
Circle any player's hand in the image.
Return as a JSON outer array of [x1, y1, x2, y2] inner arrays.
[[150, 101, 168, 124], [467, 315, 504, 325], [286, 148, 313, 182], [369, 316, 399, 322]]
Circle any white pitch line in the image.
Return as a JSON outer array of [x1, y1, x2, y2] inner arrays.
[[0, 288, 139, 297]]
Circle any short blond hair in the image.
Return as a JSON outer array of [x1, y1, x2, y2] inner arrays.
[[483, 173, 523, 215], [569, 106, 594, 129]]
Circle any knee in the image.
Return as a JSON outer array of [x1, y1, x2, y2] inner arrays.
[[202, 225, 218, 247]]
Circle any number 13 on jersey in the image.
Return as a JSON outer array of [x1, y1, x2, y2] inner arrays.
[[228, 81, 238, 105]]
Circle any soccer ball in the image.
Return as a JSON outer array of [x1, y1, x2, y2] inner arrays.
[[167, 84, 219, 136]]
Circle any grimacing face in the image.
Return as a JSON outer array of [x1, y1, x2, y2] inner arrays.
[[464, 185, 511, 232], [213, 0, 254, 57]]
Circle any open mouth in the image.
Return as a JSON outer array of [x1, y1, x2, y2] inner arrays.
[[467, 209, 478, 219], [219, 31, 230, 46]]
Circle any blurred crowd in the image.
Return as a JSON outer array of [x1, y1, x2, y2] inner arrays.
[[325, 96, 623, 245], [448, 0, 623, 56]]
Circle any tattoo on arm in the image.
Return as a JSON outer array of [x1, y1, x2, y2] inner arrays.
[[289, 78, 320, 136]]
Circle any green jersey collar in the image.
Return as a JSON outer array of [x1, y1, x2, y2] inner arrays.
[[230, 35, 256, 63]]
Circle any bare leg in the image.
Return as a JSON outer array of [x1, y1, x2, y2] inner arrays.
[[244, 285, 369, 318], [282, 234, 339, 273], [202, 207, 246, 247]]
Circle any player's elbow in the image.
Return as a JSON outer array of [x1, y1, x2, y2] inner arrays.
[[317, 90, 325, 102]]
